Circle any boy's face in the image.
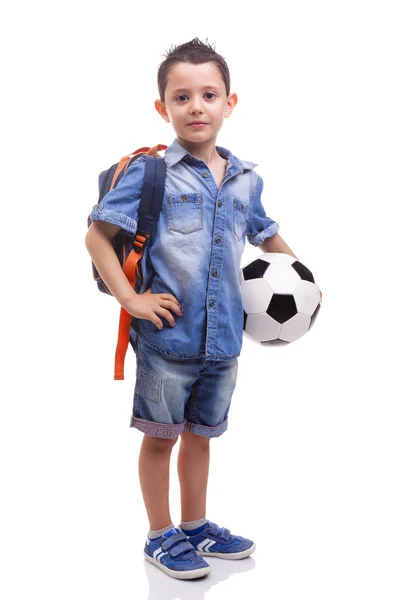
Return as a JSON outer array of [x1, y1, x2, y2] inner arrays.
[[155, 61, 237, 148]]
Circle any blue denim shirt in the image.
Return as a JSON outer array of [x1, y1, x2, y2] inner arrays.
[[90, 138, 279, 361]]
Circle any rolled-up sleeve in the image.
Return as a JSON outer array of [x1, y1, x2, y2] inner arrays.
[[89, 155, 146, 237], [247, 175, 279, 246]]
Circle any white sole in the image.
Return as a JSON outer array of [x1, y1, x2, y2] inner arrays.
[[144, 552, 211, 579], [197, 542, 256, 560]]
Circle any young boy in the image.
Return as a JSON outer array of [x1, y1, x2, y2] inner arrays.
[[86, 38, 321, 580]]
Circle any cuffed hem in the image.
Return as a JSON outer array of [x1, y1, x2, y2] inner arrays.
[[184, 418, 228, 438], [247, 221, 279, 247], [90, 208, 138, 236], [130, 415, 184, 439]]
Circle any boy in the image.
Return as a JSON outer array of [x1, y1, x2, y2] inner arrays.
[[86, 38, 322, 580]]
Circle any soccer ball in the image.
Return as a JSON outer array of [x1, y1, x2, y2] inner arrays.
[[241, 253, 321, 345]]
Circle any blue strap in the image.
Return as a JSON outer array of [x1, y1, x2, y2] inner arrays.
[[161, 531, 187, 551], [161, 532, 193, 556], [207, 521, 220, 537], [136, 155, 166, 236], [220, 526, 232, 541], [169, 541, 194, 557], [206, 521, 232, 541]]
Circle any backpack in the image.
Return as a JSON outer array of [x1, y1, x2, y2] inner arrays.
[[88, 144, 167, 380]]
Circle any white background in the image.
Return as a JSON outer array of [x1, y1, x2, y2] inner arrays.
[[1, 1, 399, 598]]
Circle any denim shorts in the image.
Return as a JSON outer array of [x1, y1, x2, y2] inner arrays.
[[129, 335, 239, 439]]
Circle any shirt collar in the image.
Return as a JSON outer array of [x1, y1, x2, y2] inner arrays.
[[163, 138, 258, 172]]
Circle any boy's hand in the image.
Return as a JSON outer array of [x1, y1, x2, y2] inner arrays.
[[125, 289, 182, 330], [320, 290, 323, 302]]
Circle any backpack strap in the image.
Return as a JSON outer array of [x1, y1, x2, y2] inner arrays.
[[109, 144, 167, 191], [114, 155, 167, 380]]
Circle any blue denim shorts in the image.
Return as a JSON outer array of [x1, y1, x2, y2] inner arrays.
[[129, 336, 239, 439]]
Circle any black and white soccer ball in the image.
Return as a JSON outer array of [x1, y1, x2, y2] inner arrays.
[[241, 253, 321, 345]]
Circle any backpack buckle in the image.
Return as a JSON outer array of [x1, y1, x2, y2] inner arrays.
[[132, 231, 149, 253]]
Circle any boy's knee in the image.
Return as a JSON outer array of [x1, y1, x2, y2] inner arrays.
[[180, 429, 210, 446], [143, 434, 179, 451]]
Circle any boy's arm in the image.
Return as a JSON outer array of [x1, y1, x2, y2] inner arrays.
[[85, 221, 138, 310], [259, 232, 298, 259], [85, 221, 183, 326], [248, 175, 296, 259]]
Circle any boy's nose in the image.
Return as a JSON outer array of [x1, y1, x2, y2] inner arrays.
[[189, 98, 204, 114]]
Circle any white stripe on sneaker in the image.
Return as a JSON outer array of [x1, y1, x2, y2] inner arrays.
[[157, 552, 167, 562], [198, 538, 216, 552], [204, 540, 216, 552], [153, 547, 163, 560]]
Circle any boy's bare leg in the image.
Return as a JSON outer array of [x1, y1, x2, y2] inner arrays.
[[177, 430, 210, 522], [138, 435, 178, 531]]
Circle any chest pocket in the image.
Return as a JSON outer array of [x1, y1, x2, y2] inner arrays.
[[232, 197, 249, 241], [167, 192, 203, 234]]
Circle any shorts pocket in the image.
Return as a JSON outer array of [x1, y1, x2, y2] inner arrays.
[[167, 192, 203, 234], [232, 197, 249, 241], [137, 369, 162, 404]]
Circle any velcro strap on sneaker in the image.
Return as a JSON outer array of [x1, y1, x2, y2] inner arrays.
[[220, 527, 232, 541], [169, 541, 194, 557], [161, 532, 187, 551], [207, 521, 220, 536]]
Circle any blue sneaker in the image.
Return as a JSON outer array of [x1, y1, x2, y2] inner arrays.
[[182, 520, 256, 560], [144, 527, 211, 579]]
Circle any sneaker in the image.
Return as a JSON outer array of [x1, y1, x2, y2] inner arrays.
[[144, 527, 211, 579], [183, 520, 256, 560]]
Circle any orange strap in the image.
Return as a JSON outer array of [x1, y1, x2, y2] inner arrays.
[[147, 144, 168, 156], [111, 145, 168, 190], [114, 233, 149, 380], [113, 144, 167, 380]]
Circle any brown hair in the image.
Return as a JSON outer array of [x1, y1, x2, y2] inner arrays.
[[157, 37, 231, 104]]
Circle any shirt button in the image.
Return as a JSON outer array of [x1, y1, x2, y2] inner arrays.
[[203, 172, 209, 178], [215, 236, 221, 244], [218, 201, 222, 208], [209, 300, 214, 307], [212, 269, 217, 277]]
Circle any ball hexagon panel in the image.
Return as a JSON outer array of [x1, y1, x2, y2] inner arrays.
[[258, 252, 295, 265], [293, 280, 320, 316], [280, 313, 311, 342], [261, 338, 290, 346], [263, 263, 300, 294], [245, 313, 281, 342], [241, 278, 273, 314], [239, 268, 245, 287]]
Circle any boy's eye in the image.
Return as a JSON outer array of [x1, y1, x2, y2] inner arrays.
[[175, 92, 216, 102]]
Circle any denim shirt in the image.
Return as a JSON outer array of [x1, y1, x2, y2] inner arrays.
[[90, 138, 279, 361]]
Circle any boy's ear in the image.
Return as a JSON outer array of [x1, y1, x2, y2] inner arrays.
[[154, 99, 169, 121], [225, 93, 238, 118]]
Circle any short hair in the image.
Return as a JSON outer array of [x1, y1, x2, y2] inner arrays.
[[157, 37, 231, 104]]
